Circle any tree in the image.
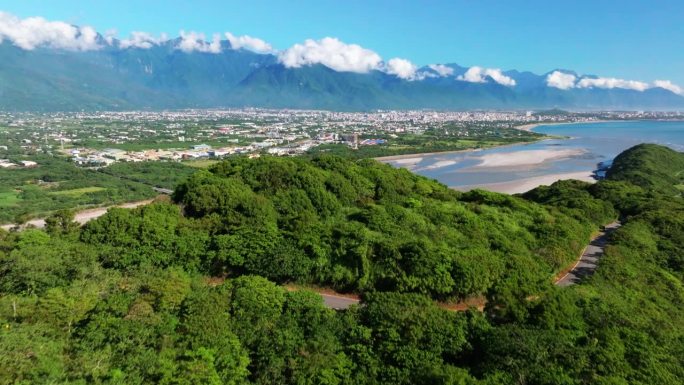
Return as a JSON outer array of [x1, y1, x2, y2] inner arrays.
[[44, 209, 79, 236]]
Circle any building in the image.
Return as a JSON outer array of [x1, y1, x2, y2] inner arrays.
[[0, 159, 16, 168], [192, 144, 211, 151]]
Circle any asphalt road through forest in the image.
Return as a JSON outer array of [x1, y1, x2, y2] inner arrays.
[[555, 221, 621, 287], [2, 198, 620, 309]]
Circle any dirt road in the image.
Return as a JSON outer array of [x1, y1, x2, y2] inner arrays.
[[1, 199, 155, 231]]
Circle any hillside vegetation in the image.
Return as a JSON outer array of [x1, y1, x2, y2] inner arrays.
[[82, 156, 594, 302], [607, 143, 684, 195], [0, 157, 197, 224], [0, 144, 682, 385]]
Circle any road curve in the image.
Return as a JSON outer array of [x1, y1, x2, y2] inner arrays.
[[1, 199, 156, 231], [320, 293, 361, 309], [312, 221, 623, 310], [555, 221, 621, 287]]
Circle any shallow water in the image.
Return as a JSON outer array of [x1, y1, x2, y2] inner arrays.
[[383, 120, 684, 190]]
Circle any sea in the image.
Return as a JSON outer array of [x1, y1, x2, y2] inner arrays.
[[382, 120, 684, 191]]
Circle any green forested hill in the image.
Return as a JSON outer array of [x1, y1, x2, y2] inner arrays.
[[0, 145, 683, 385], [82, 155, 595, 301], [607, 143, 684, 195]]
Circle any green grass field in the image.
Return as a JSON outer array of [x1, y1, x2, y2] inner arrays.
[[184, 159, 220, 168], [50, 187, 107, 197], [0, 191, 21, 207]]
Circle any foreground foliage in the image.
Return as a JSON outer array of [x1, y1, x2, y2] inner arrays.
[[0, 144, 682, 384], [84, 155, 593, 301]]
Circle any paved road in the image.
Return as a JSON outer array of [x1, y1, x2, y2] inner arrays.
[[320, 293, 360, 310], [556, 221, 621, 287], [1, 199, 155, 231], [312, 221, 623, 309]]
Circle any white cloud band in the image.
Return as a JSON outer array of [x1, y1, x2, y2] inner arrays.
[[225, 32, 273, 53], [546, 71, 682, 94], [428, 64, 454, 77], [384, 58, 418, 79], [577, 77, 650, 92], [177, 31, 221, 53], [546, 71, 577, 90], [278, 37, 383, 73], [457, 66, 516, 86], [653, 80, 683, 95], [0, 11, 100, 51], [119, 31, 168, 49], [0, 11, 681, 91]]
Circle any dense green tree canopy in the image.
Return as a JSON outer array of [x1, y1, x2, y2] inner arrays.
[[0, 144, 682, 385]]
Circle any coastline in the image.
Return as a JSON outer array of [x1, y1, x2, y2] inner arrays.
[[375, 119, 615, 162], [515, 119, 610, 132], [378, 120, 618, 195], [453, 171, 596, 195], [514, 118, 665, 133], [374, 140, 540, 162]]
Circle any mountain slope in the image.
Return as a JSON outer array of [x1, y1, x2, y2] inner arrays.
[[1, 41, 683, 111]]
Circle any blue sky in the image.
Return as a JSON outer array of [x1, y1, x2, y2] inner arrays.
[[1, 0, 683, 85]]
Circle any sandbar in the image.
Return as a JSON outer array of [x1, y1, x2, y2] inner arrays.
[[454, 171, 596, 195], [474, 148, 586, 168]]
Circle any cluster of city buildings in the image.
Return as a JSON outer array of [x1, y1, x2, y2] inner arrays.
[[1, 109, 682, 168]]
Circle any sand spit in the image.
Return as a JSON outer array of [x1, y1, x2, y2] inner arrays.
[[474, 148, 586, 168], [455, 171, 596, 195]]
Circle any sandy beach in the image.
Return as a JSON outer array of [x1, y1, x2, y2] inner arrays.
[[378, 120, 611, 163], [473, 148, 586, 168], [454, 171, 596, 194], [375, 147, 486, 162], [514, 119, 622, 132]]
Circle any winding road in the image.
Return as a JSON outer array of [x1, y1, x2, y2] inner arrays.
[[317, 220, 622, 310], [2, 198, 620, 310], [555, 221, 621, 287], [0, 199, 155, 231], [320, 293, 361, 309]]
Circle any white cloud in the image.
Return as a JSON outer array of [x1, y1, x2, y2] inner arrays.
[[546, 71, 577, 90], [0, 11, 100, 51], [120, 31, 168, 49], [278, 37, 382, 73], [653, 80, 682, 95], [577, 77, 650, 91], [225, 32, 272, 53], [278, 37, 424, 80], [104, 29, 117, 45], [385, 58, 418, 79], [545, 72, 681, 94], [428, 64, 454, 77], [177, 30, 221, 53], [457, 66, 516, 86]]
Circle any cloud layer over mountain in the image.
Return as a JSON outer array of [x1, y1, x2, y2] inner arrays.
[[277, 37, 382, 73], [224, 32, 273, 53], [0, 10, 679, 91], [546, 71, 577, 90], [457, 66, 516, 86], [0, 11, 99, 51]]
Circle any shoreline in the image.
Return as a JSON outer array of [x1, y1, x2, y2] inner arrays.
[[375, 119, 619, 162], [374, 140, 541, 162], [453, 171, 596, 195], [513, 118, 681, 133], [514, 119, 615, 132]]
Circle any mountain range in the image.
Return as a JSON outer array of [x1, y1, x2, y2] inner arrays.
[[1, 37, 683, 111]]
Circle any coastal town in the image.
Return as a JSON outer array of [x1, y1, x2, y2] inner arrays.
[[1, 109, 682, 167]]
